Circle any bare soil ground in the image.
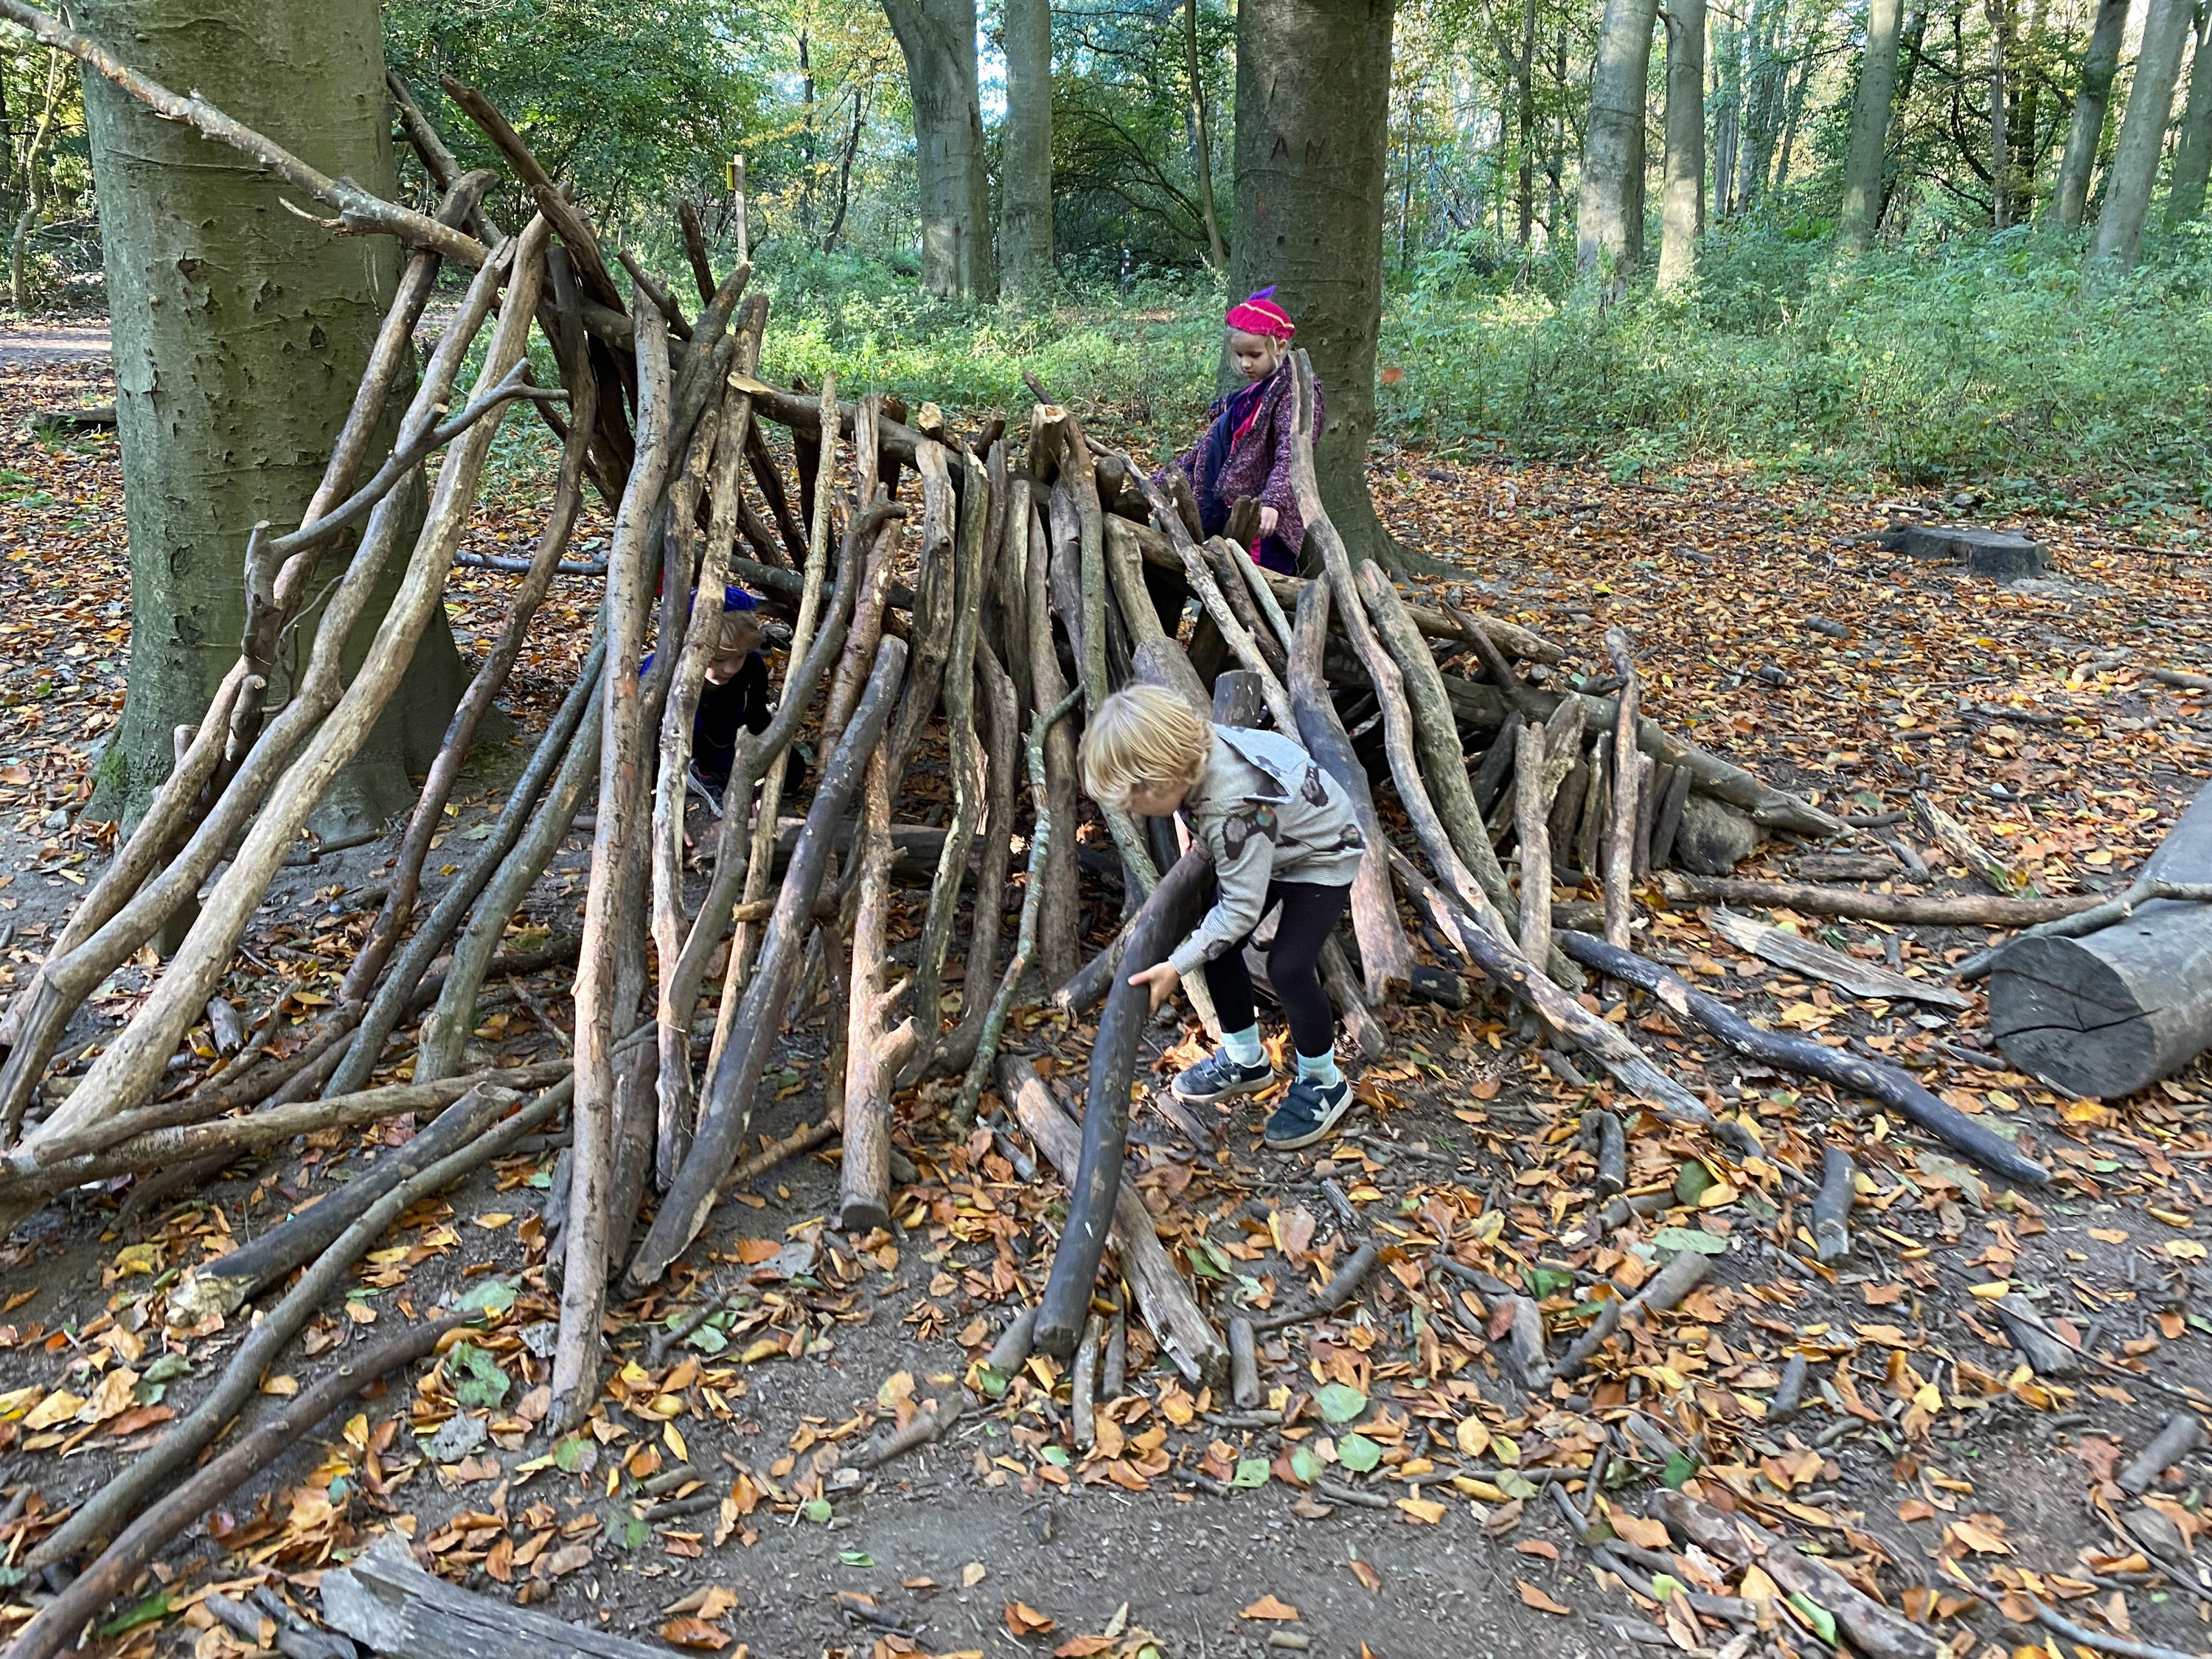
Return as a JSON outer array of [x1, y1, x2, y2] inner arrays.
[[0, 346, 2207, 1659]]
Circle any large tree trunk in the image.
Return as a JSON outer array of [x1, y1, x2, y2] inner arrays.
[[77, 0, 467, 835], [1229, 0, 1401, 572], [1658, 0, 1706, 288], [1711, 10, 1742, 215], [2051, 0, 2132, 227], [1516, 0, 1540, 246], [1183, 0, 1229, 271], [1577, 0, 1660, 284], [2093, 0, 2192, 266], [2167, 7, 2212, 223], [999, 0, 1053, 296], [884, 0, 996, 300], [1837, 0, 1907, 249]]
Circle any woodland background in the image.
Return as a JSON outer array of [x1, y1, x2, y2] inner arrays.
[[3, 0, 2211, 516]]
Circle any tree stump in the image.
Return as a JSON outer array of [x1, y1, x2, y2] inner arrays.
[[1989, 781, 2212, 1097], [1879, 524, 2048, 582]]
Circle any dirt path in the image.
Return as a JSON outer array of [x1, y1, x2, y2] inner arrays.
[[0, 323, 111, 366]]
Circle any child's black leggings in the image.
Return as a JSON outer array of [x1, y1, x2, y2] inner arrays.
[[1203, 880, 1350, 1059]]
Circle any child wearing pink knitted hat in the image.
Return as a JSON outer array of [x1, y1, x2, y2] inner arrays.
[[1154, 287, 1324, 574]]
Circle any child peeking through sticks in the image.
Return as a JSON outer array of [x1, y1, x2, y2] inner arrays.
[[1080, 684, 1366, 1151], [646, 585, 774, 817], [1152, 286, 1321, 575]]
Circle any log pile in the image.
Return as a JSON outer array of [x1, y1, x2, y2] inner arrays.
[[0, 20, 2065, 1644]]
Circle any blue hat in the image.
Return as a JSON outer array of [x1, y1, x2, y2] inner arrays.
[[723, 585, 759, 613]]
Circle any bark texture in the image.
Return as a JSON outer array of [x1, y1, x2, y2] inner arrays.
[[1837, 0, 1905, 250], [2051, 0, 2132, 227], [2168, 8, 2212, 223], [1658, 0, 1707, 288], [1577, 0, 1660, 284], [1229, 0, 1397, 569], [77, 0, 465, 832], [999, 0, 1054, 295], [2093, 0, 2192, 266], [884, 0, 996, 299]]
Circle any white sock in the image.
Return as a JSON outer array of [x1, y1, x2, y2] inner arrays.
[[1222, 1025, 1265, 1067]]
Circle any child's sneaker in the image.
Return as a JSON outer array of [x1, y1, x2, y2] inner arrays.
[[1172, 1048, 1276, 1105], [1265, 1077, 1355, 1150]]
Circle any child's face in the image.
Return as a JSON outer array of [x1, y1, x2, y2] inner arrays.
[[704, 652, 747, 686], [1227, 329, 1283, 383], [1125, 780, 1190, 818]]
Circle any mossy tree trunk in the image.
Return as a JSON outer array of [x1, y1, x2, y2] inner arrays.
[[2093, 0, 2191, 268], [80, 0, 465, 835], [1229, 0, 1405, 573], [1657, 0, 1707, 288], [2051, 0, 2130, 228], [1837, 0, 1906, 251], [1577, 0, 1659, 285], [998, 0, 1053, 298], [2166, 7, 2212, 223]]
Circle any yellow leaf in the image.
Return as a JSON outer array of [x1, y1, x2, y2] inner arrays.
[[261, 1374, 299, 1397], [1609, 1511, 1672, 1551], [473, 1212, 513, 1230], [1454, 1416, 1489, 1458], [21, 1391, 83, 1431], [961, 1562, 988, 1588], [1968, 1281, 2011, 1299], [664, 1422, 688, 1462], [1397, 1497, 1448, 1524], [2087, 1228, 2130, 1244]]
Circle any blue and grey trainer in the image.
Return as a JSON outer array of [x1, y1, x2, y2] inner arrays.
[[1265, 1077, 1356, 1150], [1172, 1048, 1277, 1105]]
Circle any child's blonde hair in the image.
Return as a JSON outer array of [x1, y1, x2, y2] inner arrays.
[[1079, 684, 1211, 807], [708, 609, 764, 662]]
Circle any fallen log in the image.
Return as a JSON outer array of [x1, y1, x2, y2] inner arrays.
[[4, 1318, 465, 1659], [1706, 907, 1972, 1009], [1032, 846, 1211, 1360], [1989, 781, 2212, 1098], [1556, 929, 2050, 1186], [321, 1531, 669, 1659], [837, 748, 917, 1232], [1001, 1056, 1228, 1387], [1660, 872, 2092, 926]]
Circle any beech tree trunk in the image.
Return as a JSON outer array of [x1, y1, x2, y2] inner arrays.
[[1837, 0, 1906, 249], [77, 0, 466, 833], [2167, 7, 2212, 223], [1658, 0, 1707, 288], [999, 0, 1054, 295], [1578, 0, 1661, 284], [1229, 0, 1402, 571], [884, 0, 996, 300], [2051, 0, 2132, 227], [2093, 0, 2191, 265]]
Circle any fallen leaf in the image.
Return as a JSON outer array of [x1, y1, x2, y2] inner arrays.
[[1239, 1595, 1300, 1621], [658, 1618, 731, 1650], [1005, 1601, 1057, 1636], [1516, 1579, 1574, 1617]]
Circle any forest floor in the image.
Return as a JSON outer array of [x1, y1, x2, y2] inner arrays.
[[0, 340, 2209, 1659]]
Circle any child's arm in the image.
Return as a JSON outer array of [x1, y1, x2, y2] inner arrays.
[[1168, 805, 1279, 979]]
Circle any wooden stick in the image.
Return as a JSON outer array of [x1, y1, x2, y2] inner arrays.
[[556, 294, 673, 1433], [1554, 928, 2050, 1185], [1071, 1315, 1102, 1450], [1286, 578, 1415, 1003], [1706, 906, 1973, 1008], [1910, 790, 2020, 895], [1001, 1057, 1228, 1385], [1514, 722, 1554, 970], [1955, 875, 2212, 978], [1251, 1239, 1382, 1333], [1812, 1146, 1854, 1263], [1033, 848, 1212, 1359], [911, 447, 995, 1041], [631, 639, 908, 1287], [1026, 498, 1082, 984], [1658, 873, 2091, 926], [4, 1318, 465, 1659], [27, 229, 549, 1147], [1601, 628, 1643, 949], [855, 1397, 965, 1469], [1389, 849, 1721, 1131], [837, 748, 916, 1232], [29, 1079, 563, 1575]]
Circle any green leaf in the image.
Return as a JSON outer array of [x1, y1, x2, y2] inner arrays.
[[1231, 1457, 1271, 1489], [1315, 1382, 1367, 1424], [685, 1323, 729, 1355], [1787, 1593, 1837, 1646], [840, 1551, 875, 1567], [802, 1498, 833, 1524], [1650, 1573, 1683, 1603], [1040, 1446, 1070, 1466], [97, 1591, 170, 1638], [1661, 1453, 1698, 1489], [1185, 1245, 1225, 1280], [449, 1342, 510, 1411], [1674, 1161, 1714, 1204], [554, 1433, 588, 1472], [457, 1277, 518, 1314], [1497, 1472, 1538, 1500], [1290, 1445, 1324, 1484], [1524, 1267, 1576, 1298], [1336, 1434, 1382, 1474], [1650, 1228, 1729, 1257]]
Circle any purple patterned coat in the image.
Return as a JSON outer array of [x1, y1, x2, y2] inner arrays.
[[1157, 363, 1324, 572]]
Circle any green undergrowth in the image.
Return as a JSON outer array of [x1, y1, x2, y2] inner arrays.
[[738, 227, 2212, 529]]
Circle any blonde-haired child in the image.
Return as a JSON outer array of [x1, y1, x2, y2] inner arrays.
[[1079, 684, 1366, 1150]]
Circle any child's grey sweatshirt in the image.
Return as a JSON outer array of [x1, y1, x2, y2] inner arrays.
[[1166, 725, 1366, 978]]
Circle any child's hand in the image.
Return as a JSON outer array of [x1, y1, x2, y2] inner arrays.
[[1257, 506, 1279, 538], [1127, 961, 1181, 1013]]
